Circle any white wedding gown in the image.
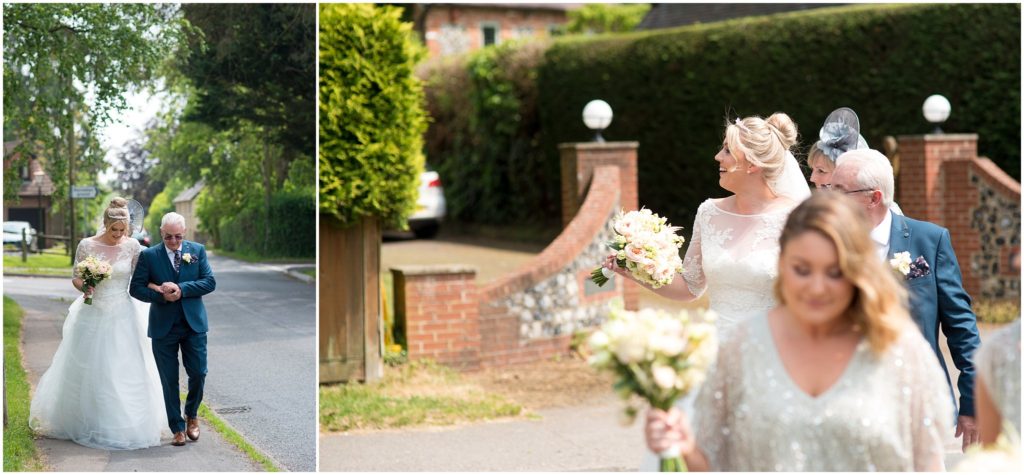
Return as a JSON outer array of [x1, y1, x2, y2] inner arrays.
[[29, 238, 165, 450], [640, 197, 796, 470]]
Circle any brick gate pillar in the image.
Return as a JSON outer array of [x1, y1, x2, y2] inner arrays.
[[559, 141, 639, 310]]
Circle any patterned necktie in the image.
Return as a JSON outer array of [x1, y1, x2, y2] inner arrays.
[[174, 249, 182, 273]]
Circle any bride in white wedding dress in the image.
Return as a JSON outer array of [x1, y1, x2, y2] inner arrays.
[[29, 198, 165, 450], [606, 113, 810, 470]]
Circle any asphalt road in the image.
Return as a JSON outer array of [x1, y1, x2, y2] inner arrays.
[[3, 253, 316, 472]]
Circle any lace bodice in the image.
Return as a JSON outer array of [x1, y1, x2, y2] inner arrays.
[[976, 320, 1021, 436], [681, 199, 794, 333], [693, 314, 954, 471], [73, 238, 142, 299]]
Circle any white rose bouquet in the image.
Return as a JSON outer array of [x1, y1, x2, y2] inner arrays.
[[75, 255, 112, 305], [591, 208, 685, 289], [588, 303, 717, 472]]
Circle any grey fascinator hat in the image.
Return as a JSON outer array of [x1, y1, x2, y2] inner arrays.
[[818, 107, 869, 162]]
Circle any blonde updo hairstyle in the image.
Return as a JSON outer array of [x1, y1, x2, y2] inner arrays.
[[103, 197, 131, 232], [724, 113, 799, 192], [773, 192, 909, 355]]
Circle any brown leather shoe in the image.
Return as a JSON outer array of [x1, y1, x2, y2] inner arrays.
[[172, 431, 187, 446], [186, 417, 200, 441]]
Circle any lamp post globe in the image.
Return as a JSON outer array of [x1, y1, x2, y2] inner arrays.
[[922, 94, 951, 134], [582, 100, 613, 143]]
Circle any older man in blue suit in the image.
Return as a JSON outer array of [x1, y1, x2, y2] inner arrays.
[[830, 149, 981, 451], [130, 212, 216, 447]]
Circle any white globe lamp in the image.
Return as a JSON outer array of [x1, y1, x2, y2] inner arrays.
[[922, 94, 951, 134], [582, 99, 613, 142]]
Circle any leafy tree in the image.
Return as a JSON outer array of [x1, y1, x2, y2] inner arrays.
[[562, 3, 650, 34], [319, 3, 427, 228], [178, 3, 315, 167], [3, 3, 188, 201]]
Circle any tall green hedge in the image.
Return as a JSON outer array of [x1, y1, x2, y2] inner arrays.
[[423, 3, 1020, 231], [422, 40, 553, 225], [217, 189, 315, 258], [319, 3, 427, 229]]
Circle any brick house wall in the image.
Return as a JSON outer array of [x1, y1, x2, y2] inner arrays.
[[418, 4, 573, 58]]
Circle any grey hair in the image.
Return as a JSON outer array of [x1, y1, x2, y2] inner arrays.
[[834, 149, 895, 206], [161, 212, 187, 229]]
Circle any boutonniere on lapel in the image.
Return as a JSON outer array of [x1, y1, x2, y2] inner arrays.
[[182, 253, 194, 265], [889, 252, 930, 280]]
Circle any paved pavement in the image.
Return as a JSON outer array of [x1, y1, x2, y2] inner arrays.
[[320, 396, 648, 471], [4, 253, 316, 472]]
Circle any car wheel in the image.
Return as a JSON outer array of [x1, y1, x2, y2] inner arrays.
[[412, 222, 440, 239]]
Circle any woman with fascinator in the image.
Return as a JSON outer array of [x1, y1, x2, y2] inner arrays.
[[807, 107, 904, 215], [30, 197, 166, 450], [604, 113, 811, 470], [806, 107, 869, 189]]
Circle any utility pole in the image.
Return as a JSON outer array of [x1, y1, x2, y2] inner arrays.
[[68, 103, 77, 266]]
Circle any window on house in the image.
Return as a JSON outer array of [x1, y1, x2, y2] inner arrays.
[[515, 26, 534, 39], [481, 23, 499, 46]]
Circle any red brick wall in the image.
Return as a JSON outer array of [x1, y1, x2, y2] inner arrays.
[[423, 5, 568, 58], [394, 164, 628, 370], [392, 265, 482, 370], [560, 142, 640, 310], [896, 134, 1020, 299]]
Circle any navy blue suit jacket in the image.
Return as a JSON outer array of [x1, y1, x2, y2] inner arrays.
[[888, 211, 980, 417], [129, 241, 216, 338]]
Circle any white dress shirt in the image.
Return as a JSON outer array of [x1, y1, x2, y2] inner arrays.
[[166, 247, 181, 270], [871, 210, 894, 260]]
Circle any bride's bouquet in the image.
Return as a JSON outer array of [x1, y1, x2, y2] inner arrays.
[[591, 208, 685, 289], [75, 255, 112, 305], [588, 303, 717, 472]]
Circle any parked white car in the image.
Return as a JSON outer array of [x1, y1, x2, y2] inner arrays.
[[3, 220, 38, 251], [408, 170, 446, 239]]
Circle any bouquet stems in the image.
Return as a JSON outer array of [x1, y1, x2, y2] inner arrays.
[[660, 456, 687, 472]]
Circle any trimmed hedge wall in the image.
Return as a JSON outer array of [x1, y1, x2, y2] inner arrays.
[[423, 3, 1020, 231], [218, 190, 315, 258]]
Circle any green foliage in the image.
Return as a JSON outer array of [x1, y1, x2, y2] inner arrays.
[[318, 3, 427, 229], [563, 3, 651, 34], [179, 3, 315, 162], [4, 296, 46, 472], [3, 3, 188, 201], [974, 299, 1021, 325], [145, 178, 188, 235], [422, 3, 1020, 231], [216, 189, 315, 258], [422, 40, 555, 226]]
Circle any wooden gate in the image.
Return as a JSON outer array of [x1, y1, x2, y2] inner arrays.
[[319, 215, 383, 383]]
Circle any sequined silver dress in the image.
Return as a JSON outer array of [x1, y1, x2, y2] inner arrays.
[[692, 314, 954, 471], [975, 319, 1021, 436]]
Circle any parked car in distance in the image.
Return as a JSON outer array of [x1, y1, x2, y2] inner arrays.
[[408, 170, 446, 239], [3, 220, 38, 251], [133, 229, 152, 247]]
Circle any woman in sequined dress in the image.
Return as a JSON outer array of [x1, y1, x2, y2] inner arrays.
[[644, 192, 953, 471]]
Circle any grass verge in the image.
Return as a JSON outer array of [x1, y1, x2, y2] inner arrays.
[[3, 295, 47, 471], [3, 253, 72, 276], [296, 268, 316, 279], [185, 392, 282, 472], [320, 359, 523, 432], [974, 299, 1021, 324]]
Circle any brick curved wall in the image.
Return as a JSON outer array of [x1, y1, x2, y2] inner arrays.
[[897, 134, 1020, 301], [393, 165, 631, 369]]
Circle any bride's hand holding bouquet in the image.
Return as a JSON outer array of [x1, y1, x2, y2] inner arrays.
[[75, 255, 112, 305], [591, 208, 685, 289]]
